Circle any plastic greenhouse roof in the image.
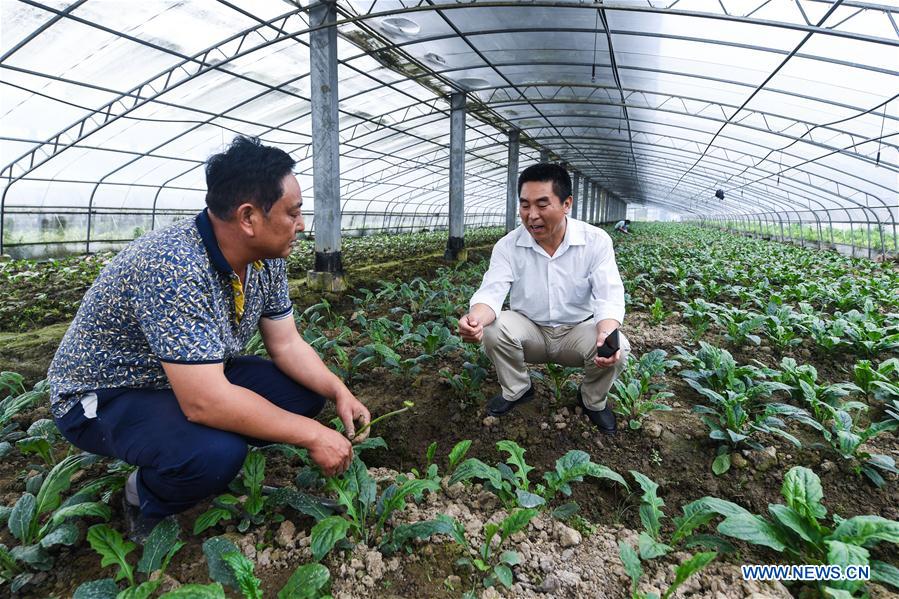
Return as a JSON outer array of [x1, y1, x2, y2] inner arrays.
[[1, 0, 897, 234]]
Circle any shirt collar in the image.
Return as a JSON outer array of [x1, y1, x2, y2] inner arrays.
[[195, 209, 233, 274], [516, 216, 585, 250]]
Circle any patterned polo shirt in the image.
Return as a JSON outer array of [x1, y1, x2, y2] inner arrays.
[[48, 210, 293, 418]]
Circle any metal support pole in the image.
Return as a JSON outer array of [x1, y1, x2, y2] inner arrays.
[[571, 172, 579, 219], [581, 182, 593, 223], [540, 149, 550, 163], [445, 92, 467, 261], [591, 184, 598, 224], [505, 129, 519, 232], [307, 0, 344, 291]]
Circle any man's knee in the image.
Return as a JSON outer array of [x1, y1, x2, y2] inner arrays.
[[172, 433, 247, 491], [483, 312, 522, 349]]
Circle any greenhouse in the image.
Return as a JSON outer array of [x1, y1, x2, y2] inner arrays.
[[1, 0, 898, 597]]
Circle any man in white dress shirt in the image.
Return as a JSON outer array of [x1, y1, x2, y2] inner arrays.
[[458, 163, 629, 433]]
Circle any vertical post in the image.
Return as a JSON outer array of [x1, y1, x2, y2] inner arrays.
[[570, 172, 579, 220], [581, 182, 592, 223], [591, 183, 598, 224], [540, 149, 550, 163], [445, 92, 467, 261], [307, 0, 344, 291], [600, 189, 607, 223], [505, 129, 519, 232]]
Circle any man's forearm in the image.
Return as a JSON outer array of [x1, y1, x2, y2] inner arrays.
[[186, 381, 324, 447], [270, 337, 346, 401]]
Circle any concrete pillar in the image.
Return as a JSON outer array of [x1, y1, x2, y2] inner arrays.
[[445, 92, 467, 261], [571, 172, 579, 219], [505, 129, 520, 232], [307, 0, 344, 292]]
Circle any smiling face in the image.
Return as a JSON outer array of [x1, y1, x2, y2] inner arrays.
[[258, 174, 304, 258], [519, 180, 572, 250]]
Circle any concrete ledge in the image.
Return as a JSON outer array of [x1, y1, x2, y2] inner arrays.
[[306, 270, 347, 292]]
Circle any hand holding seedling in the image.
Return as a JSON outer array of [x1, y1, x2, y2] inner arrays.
[[459, 303, 495, 343], [335, 389, 371, 444], [310, 425, 353, 477], [354, 401, 414, 439]]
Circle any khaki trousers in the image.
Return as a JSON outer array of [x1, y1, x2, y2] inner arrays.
[[482, 310, 631, 410]]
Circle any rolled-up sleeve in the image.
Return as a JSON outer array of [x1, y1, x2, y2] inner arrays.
[[589, 234, 626, 325], [469, 238, 513, 319]]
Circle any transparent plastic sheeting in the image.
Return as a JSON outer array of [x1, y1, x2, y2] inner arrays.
[[1, 0, 896, 258]]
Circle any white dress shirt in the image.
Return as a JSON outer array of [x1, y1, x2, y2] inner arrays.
[[469, 217, 625, 327]]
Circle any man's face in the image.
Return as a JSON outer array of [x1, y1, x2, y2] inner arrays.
[[519, 180, 571, 244], [259, 174, 304, 258]]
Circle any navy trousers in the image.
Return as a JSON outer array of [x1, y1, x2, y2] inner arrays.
[[55, 356, 326, 519]]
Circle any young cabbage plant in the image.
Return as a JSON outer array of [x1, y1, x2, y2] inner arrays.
[[530, 363, 579, 403], [684, 466, 899, 597], [611, 349, 676, 430], [648, 298, 671, 326], [440, 361, 488, 404], [15, 418, 65, 467], [72, 520, 183, 599], [852, 358, 899, 403], [451, 509, 538, 590], [193, 449, 269, 535], [676, 298, 717, 341], [197, 536, 331, 599], [826, 409, 898, 488], [309, 457, 447, 560], [2, 452, 110, 590], [0, 378, 49, 459]]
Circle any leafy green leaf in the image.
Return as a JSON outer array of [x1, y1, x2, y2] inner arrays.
[[158, 583, 226, 598], [781, 466, 826, 521], [86, 524, 135, 585], [278, 563, 330, 599], [493, 563, 513, 588], [193, 508, 233, 535], [663, 552, 717, 599], [500, 509, 538, 540], [352, 436, 388, 455], [830, 515, 899, 546], [202, 536, 241, 589], [118, 580, 163, 599], [269, 488, 335, 522], [768, 504, 820, 545], [499, 550, 521, 566], [448, 440, 472, 471], [311, 516, 351, 561], [241, 451, 265, 516], [712, 453, 730, 475], [825, 540, 869, 571], [497, 440, 534, 490], [515, 490, 545, 509], [618, 540, 642, 595], [638, 531, 672, 560], [551, 502, 580, 521], [138, 518, 180, 575], [682, 534, 736, 554], [73, 578, 119, 599], [871, 560, 899, 590], [449, 458, 503, 488], [383, 518, 454, 554], [39, 521, 80, 548], [35, 452, 94, 518], [9, 492, 36, 543], [221, 552, 262, 599], [672, 501, 717, 543], [717, 514, 786, 551], [48, 501, 111, 530], [630, 471, 665, 539]]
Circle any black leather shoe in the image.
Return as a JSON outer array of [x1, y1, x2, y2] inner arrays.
[[577, 389, 617, 434], [487, 384, 535, 417]]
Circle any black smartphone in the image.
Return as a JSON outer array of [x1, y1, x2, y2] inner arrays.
[[596, 328, 620, 358]]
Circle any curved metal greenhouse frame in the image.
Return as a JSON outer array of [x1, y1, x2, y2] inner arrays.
[[1, 0, 896, 259]]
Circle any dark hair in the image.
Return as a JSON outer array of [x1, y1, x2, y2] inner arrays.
[[205, 136, 296, 219], [517, 162, 571, 203]]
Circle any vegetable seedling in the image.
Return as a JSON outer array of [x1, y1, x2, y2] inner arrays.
[[353, 401, 414, 439]]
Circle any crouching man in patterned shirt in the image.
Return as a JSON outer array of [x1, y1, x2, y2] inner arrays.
[[48, 136, 370, 538], [458, 163, 629, 433]]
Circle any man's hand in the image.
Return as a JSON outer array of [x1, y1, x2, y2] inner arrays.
[[458, 313, 485, 343], [335, 389, 371, 443], [309, 426, 353, 477], [594, 325, 621, 368]]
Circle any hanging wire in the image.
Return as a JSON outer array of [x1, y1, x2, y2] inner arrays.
[[876, 102, 887, 167]]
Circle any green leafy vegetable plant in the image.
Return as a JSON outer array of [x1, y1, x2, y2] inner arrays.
[[194, 449, 269, 535]]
